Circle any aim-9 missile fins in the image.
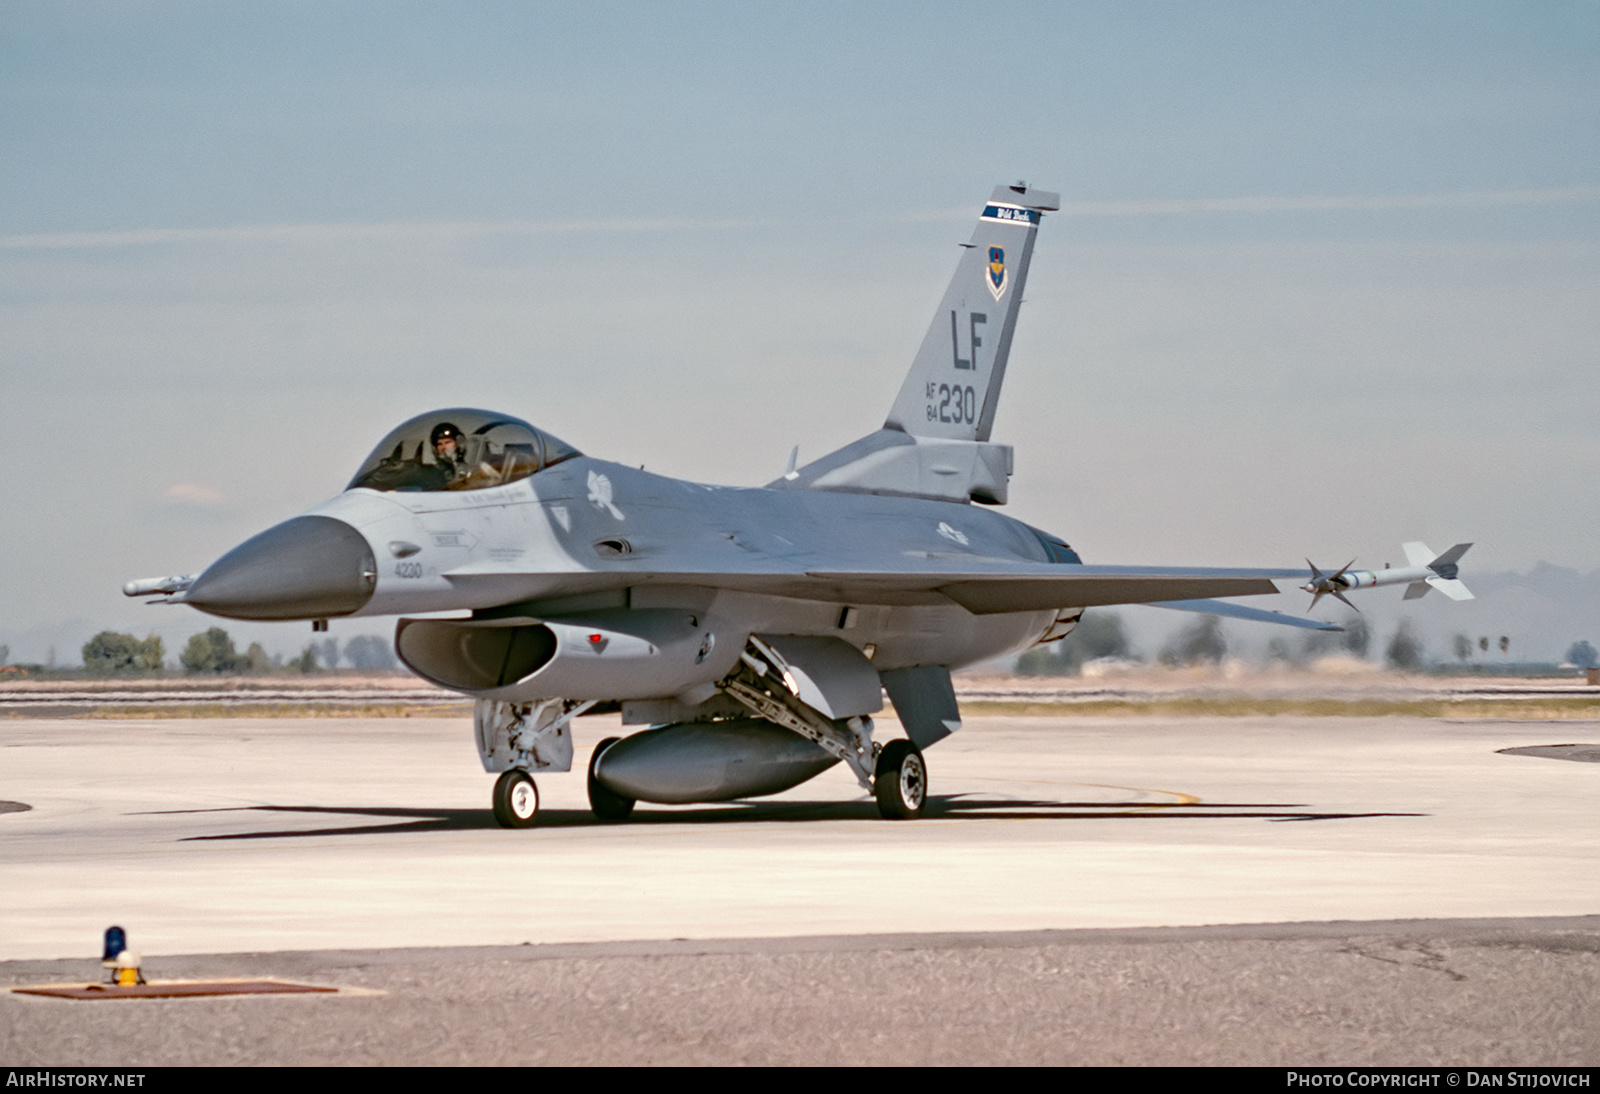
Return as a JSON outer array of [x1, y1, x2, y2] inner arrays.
[[1302, 542, 1474, 612]]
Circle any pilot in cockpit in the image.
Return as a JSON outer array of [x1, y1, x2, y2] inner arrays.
[[347, 409, 578, 494], [430, 422, 466, 485], [430, 421, 503, 490]]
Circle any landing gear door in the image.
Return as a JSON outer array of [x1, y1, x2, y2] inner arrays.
[[754, 635, 884, 720], [879, 665, 962, 749]]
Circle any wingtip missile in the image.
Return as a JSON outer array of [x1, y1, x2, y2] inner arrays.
[[1302, 542, 1473, 611]]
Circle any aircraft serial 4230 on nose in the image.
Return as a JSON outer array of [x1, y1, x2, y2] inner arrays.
[[126, 183, 1472, 828]]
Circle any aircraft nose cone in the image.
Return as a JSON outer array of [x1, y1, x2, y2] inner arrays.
[[184, 515, 378, 621]]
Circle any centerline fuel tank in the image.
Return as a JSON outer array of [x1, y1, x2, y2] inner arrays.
[[591, 719, 838, 804]]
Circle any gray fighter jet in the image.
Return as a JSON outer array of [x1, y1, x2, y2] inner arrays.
[[125, 183, 1453, 827]]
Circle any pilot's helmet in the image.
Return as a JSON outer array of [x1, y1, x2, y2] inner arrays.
[[430, 422, 464, 450]]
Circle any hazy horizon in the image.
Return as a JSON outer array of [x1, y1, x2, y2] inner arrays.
[[4, 2, 1596, 663]]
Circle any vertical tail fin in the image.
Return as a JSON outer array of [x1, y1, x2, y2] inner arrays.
[[773, 182, 1056, 504], [885, 183, 1059, 442]]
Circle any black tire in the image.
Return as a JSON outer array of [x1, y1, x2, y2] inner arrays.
[[587, 736, 636, 821], [492, 769, 539, 828], [874, 739, 927, 820]]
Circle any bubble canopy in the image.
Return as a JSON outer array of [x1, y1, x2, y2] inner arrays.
[[347, 408, 581, 493]]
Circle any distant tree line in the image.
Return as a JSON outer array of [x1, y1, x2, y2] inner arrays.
[[81, 632, 165, 675], [74, 628, 396, 675], [1448, 633, 1516, 666], [178, 628, 260, 674], [1160, 615, 1229, 667], [290, 636, 396, 672], [1009, 610, 1536, 676], [1385, 621, 1423, 670]]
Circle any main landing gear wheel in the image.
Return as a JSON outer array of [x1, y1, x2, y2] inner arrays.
[[587, 736, 635, 821], [492, 769, 539, 828], [874, 739, 927, 820]]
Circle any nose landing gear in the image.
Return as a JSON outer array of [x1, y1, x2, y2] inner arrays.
[[491, 769, 540, 828]]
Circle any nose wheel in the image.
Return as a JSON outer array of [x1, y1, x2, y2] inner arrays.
[[491, 769, 540, 828], [874, 739, 927, 819]]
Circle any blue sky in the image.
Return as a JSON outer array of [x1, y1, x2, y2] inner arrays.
[[2, 2, 1597, 662], [4, 2, 1596, 224]]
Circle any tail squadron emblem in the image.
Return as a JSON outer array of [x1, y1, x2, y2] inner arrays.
[[987, 247, 1007, 300]]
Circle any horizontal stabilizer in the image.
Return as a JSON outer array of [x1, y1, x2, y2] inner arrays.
[[1148, 598, 1344, 631]]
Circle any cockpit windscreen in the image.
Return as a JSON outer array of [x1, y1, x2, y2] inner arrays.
[[347, 408, 580, 493]]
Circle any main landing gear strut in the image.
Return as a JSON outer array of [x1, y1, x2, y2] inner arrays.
[[495, 739, 927, 827]]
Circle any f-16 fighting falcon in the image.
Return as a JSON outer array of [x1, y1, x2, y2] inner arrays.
[[124, 183, 1472, 828]]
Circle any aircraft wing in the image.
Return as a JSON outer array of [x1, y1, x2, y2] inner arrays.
[[444, 561, 1306, 614], [805, 564, 1304, 614]]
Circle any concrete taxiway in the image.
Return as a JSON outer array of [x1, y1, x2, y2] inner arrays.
[[2, 713, 1595, 1064], [4, 920, 1597, 1066], [2, 713, 1596, 956]]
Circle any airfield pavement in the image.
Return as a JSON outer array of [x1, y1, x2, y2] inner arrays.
[[1, 710, 1596, 1065]]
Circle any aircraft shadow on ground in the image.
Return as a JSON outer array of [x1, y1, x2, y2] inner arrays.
[[159, 797, 1426, 841]]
